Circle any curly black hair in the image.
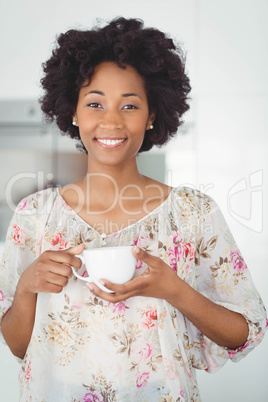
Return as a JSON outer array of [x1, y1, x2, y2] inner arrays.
[[40, 17, 191, 153]]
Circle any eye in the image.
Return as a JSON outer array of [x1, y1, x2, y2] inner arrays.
[[123, 105, 137, 110], [87, 103, 102, 108]]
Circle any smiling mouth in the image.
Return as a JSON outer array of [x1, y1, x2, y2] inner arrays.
[[95, 138, 127, 148]]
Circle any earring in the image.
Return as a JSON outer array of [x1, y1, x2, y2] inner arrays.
[[150, 125, 154, 129], [72, 121, 77, 126]]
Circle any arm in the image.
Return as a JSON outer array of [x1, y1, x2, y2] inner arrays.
[[85, 246, 249, 350], [1, 243, 85, 359], [166, 273, 249, 349], [1, 286, 37, 359]]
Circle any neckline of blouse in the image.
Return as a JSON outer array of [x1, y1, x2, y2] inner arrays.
[[56, 185, 176, 238]]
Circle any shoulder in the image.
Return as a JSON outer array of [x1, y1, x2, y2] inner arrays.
[[171, 186, 218, 217], [14, 187, 59, 216]]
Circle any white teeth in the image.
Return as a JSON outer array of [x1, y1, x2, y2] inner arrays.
[[97, 138, 125, 145]]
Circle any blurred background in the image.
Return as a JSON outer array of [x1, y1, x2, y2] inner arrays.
[[0, 0, 267, 400]]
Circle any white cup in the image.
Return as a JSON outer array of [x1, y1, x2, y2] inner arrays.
[[71, 245, 136, 293]]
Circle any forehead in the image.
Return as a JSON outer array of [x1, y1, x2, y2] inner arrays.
[[83, 61, 145, 92]]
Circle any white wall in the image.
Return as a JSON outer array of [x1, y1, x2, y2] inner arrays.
[[0, 1, 267, 401]]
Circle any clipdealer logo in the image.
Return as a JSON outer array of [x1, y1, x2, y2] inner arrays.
[[227, 170, 263, 233], [4, 169, 264, 234]]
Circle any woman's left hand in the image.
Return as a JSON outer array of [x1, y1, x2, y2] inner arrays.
[[85, 246, 249, 349], [85, 245, 181, 303]]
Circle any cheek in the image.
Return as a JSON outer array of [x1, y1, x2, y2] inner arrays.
[[130, 118, 148, 136], [78, 121, 96, 139]]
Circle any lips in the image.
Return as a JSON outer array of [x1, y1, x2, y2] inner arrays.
[[95, 137, 127, 148]]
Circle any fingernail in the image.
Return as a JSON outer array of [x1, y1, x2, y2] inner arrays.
[[134, 245, 140, 253], [99, 280, 105, 285], [85, 283, 93, 291]]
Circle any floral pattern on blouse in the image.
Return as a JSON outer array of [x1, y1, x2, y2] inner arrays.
[[0, 186, 267, 402]]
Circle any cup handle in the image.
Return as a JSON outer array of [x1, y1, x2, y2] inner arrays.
[[71, 254, 92, 282]]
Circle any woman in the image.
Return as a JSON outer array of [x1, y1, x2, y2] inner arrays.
[[0, 17, 267, 401]]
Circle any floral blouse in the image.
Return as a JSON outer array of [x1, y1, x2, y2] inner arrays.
[[0, 186, 267, 402]]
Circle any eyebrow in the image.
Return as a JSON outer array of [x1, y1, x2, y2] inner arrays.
[[84, 90, 142, 99]]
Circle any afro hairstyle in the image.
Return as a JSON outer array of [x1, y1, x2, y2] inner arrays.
[[40, 17, 191, 153]]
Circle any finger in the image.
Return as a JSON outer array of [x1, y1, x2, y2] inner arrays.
[[132, 245, 160, 267], [65, 243, 86, 255], [86, 282, 136, 303], [48, 262, 74, 279], [44, 243, 85, 261], [85, 282, 116, 301], [98, 275, 145, 296], [33, 269, 68, 293], [64, 244, 85, 270], [61, 264, 75, 278], [96, 280, 128, 294], [36, 259, 74, 279], [46, 272, 69, 288], [43, 247, 84, 269], [43, 283, 64, 294]]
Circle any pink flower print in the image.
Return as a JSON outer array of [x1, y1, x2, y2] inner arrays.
[[142, 317, 155, 329], [168, 246, 177, 271], [82, 391, 104, 402], [227, 341, 248, 359], [146, 309, 157, 321], [24, 360, 31, 382], [17, 199, 28, 212], [227, 349, 236, 359], [184, 242, 195, 262], [135, 259, 143, 270], [136, 372, 150, 388], [136, 230, 150, 248], [12, 224, 26, 247], [185, 264, 190, 276], [230, 249, 247, 273], [169, 232, 193, 271], [172, 230, 182, 244], [72, 300, 82, 309], [172, 231, 186, 260], [143, 317, 155, 329], [109, 301, 126, 315], [132, 340, 153, 363], [133, 235, 139, 245], [0, 290, 5, 302], [50, 232, 68, 250], [142, 308, 157, 329]]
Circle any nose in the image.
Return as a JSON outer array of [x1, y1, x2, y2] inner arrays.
[[99, 110, 124, 130]]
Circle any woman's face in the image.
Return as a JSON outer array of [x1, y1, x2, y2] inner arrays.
[[74, 61, 155, 169]]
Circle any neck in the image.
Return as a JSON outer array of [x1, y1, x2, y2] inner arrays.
[[82, 156, 148, 205]]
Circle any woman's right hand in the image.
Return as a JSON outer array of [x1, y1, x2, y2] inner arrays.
[[17, 243, 85, 295]]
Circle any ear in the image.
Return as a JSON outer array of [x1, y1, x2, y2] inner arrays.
[[72, 114, 78, 127], [146, 111, 156, 131]]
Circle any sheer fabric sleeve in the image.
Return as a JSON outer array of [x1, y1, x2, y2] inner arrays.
[[0, 197, 42, 345], [194, 196, 267, 372]]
